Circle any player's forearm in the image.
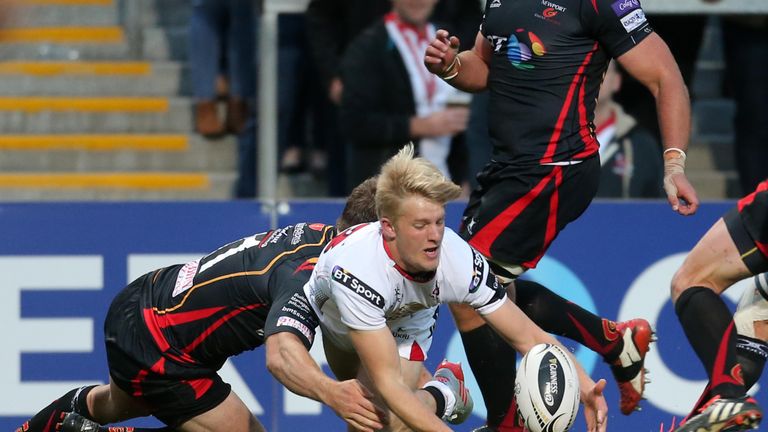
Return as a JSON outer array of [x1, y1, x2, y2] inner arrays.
[[652, 69, 691, 154], [265, 334, 332, 403], [441, 50, 489, 93]]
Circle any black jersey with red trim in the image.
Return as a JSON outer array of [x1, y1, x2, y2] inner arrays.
[[481, 0, 653, 165], [138, 223, 334, 369]]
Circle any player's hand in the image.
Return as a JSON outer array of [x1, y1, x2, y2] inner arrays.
[[581, 378, 608, 432], [327, 379, 388, 432], [663, 154, 699, 215], [424, 29, 461, 76]]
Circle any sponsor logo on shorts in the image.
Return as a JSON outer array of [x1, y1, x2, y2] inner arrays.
[[276, 316, 314, 344], [611, 0, 640, 16], [620, 9, 646, 33], [332, 266, 385, 308]]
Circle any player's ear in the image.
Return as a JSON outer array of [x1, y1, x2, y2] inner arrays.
[[380, 217, 397, 241]]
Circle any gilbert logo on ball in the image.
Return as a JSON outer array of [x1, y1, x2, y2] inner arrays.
[[515, 344, 580, 432]]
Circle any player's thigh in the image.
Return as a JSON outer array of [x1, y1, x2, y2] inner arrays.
[[322, 332, 361, 381], [88, 380, 153, 424], [176, 390, 265, 432], [671, 218, 753, 299]]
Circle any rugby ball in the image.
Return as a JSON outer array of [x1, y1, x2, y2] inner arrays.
[[515, 343, 580, 432]]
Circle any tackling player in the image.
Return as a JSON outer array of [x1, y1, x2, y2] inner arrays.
[[18, 178, 471, 432]]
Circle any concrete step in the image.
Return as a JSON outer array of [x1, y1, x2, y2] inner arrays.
[[687, 135, 735, 173], [143, 26, 187, 61], [692, 98, 735, 136], [11, 4, 118, 27], [0, 97, 193, 132], [0, 172, 236, 201], [687, 169, 740, 200], [0, 41, 129, 60], [0, 134, 236, 171], [140, 0, 191, 27], [0, 61, 188, 96]]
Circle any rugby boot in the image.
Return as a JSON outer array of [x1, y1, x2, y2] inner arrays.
[[57, 412, 100, 432], [434, 360, 474, 425], [608, 318, 655, 415], [673, 395, 762, 432]]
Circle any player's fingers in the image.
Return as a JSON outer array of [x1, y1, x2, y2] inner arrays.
[[449, 35, 461, 49], [594, 378, 607, 395]]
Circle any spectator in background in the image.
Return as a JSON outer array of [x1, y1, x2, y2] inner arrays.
[[305, 0, 483, 194], [339, 0, 470, 191], [595, 61, 663, 199], [721, 16, 768, 195], [188, 0, 257, 138]]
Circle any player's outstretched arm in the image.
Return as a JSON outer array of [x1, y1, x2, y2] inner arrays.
[[424, 30, 492, 93], [349, 327, 453, 432], [482, 299, 608, 432], [265, 332, 387, 432]]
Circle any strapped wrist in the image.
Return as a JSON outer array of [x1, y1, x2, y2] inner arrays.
[[663, 147, 687, 161], [439, 56, 461, 81]]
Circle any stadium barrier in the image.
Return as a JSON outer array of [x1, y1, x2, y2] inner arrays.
[[0, 199, 761, 430]]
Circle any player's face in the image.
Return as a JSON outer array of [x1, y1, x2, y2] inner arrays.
[[389, 195, 446, 273], [393, 0, 438, 26]]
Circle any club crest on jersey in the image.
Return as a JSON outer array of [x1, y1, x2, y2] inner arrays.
[[469, 249, 486, 293], [332, 266, 385, 308]]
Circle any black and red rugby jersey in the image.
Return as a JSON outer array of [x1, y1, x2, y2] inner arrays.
[[139, 223, 334, 368], [481, 0, 652, 165]]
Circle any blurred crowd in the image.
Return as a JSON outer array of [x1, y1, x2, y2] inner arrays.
[[187, 0, 767, 200]]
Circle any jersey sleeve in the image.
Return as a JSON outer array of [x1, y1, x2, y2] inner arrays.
[[583, 0, 653, 59], [329, 265, 388, 330], [263, 265, 320, 350], [443, 230, 507, 315]]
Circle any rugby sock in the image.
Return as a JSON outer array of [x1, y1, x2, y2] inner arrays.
[[514, 280, 621, 357], [735, 334, 768, 390], [459, 324, 517, 428], [675, 287, 745, 398], [17, 385, 97, 432]]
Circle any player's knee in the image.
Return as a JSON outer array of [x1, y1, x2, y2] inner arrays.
[[670, 265, 700, 303]]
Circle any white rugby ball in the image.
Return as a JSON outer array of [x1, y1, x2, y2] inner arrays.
[[515, 343, 580, 432]]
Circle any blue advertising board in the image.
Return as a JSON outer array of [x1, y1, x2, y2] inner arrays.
[[0, 200, 758, 431]]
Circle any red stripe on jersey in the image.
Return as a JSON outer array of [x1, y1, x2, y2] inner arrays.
[[573, 73, 599, 159], [143, 308, 171, 352], [523, 166, 563, 268], [541, 43, 599, 164], [185, 377, 214, 400], [294, 257, 318, 274], [181, 304, 265, 354], [409, 341, 426, 361], [738, 180, 768, 211], [469, 167, 559, 257], [154, 307, 225, 328], [591, 0, 598, 13]]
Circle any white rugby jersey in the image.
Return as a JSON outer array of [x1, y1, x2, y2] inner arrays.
[[303, 222, 506, 359]]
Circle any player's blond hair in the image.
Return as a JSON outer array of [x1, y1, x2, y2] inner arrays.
[[376, 144, 462, 220]]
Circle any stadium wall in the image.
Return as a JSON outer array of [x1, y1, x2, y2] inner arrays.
[[0, 200, 758, 431]]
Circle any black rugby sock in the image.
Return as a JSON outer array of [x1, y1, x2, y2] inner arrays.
[[736, 334, 768, 390], [18, 385, 97, 432], [459, 324, 517, 428], [675, 287, 745, 398], [514, 280, 621, 358]]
